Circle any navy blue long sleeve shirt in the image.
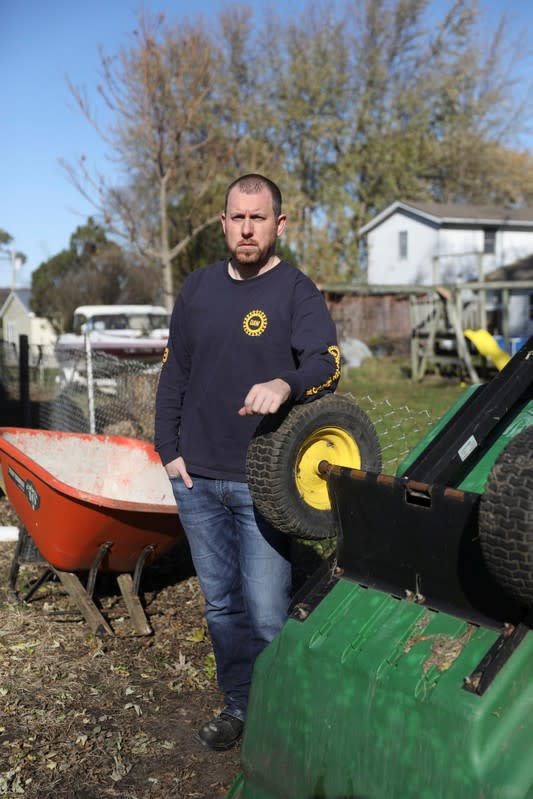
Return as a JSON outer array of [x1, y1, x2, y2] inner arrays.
[[154, 259, 340, 481]]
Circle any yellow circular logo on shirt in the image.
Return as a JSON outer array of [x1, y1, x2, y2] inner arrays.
[[243, 310, 268, 337]]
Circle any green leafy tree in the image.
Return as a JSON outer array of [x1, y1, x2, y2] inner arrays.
[[265, 0, 533, 281], [266, 4, 351, 281], [31, 218, 161, 332], [0, 229, 12, 247]]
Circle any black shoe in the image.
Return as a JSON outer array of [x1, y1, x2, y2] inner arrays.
[[194, 712, 244, 751]]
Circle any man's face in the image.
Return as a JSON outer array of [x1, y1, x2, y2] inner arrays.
[[221, 187, 286, 268]]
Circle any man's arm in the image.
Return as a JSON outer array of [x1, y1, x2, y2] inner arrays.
[[154, 294, 191, 468], [239, 272, 340, 416], [280, 274, 340, 401]]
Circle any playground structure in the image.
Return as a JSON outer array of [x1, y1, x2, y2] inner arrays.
[[324, 277, 532, 380], [409, 279, 531, 380]]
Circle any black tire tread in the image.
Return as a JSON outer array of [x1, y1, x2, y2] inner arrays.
[[479, 427, 533, 606], [247, 394, 382, 539]]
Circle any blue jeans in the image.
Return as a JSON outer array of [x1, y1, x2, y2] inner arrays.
[[171, 476, 291, 721]]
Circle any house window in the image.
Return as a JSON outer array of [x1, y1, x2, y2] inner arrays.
[[398, 230, 408, 259], [483, 229, 496, 254]]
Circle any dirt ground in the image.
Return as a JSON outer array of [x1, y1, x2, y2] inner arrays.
[[0, 494, 242, 799]]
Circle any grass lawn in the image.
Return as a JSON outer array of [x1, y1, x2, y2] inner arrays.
[[338, 355, 466, 473]]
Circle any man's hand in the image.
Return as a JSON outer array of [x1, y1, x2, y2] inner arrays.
[[164, 456, 193, 488], [239, 378, 291, 416]]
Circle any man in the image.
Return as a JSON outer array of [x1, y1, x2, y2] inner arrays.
[[155, 174, 340, 751]]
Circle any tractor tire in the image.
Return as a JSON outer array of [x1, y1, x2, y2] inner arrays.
[[479, 426, 533, 607], [246, 394, 382, 539]]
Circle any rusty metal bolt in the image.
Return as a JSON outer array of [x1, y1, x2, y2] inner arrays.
[[293, 603, 310, 621], [464, 673, 481, 692]]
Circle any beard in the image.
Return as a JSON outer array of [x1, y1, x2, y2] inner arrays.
[[232, 242, 273, 268]]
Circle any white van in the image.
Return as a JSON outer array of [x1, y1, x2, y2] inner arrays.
[[71, 304, 170, 338], [56, 304, 170, 359]]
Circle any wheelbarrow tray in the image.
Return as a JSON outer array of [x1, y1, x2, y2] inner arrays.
[[0, 427, 182, 573]]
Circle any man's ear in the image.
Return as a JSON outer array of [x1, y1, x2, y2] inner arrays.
[[277, 214, 287, 237], [220, 213, 226, 233]]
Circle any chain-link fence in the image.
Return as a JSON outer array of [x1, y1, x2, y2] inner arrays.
[[355, 394, 434, 471], [1, 337, 438, 472], [1, 338, 160, 442]]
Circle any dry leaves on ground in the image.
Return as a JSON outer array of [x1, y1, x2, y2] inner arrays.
[[0, 495, 241, 799]]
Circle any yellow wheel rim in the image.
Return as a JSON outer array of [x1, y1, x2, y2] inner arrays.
[[295, 426, 361, 510]]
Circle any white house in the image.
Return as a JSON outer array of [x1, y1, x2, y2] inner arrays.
[[0, 289, 57, 351], [359, 201, 533, 286]]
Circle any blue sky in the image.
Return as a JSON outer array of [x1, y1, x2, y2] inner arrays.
[[1, 0, 532, 289]]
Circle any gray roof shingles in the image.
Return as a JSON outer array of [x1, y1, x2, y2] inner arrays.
[[401, 200, 533, 224]]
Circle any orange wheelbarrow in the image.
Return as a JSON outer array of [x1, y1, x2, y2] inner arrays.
[[0, 428, 183, 636]]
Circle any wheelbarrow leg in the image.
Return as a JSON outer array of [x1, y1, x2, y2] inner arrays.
[[86, 542, 113, 599], [23, 567, 55, 603], [116, 545, 156, 636], [7, 526, 51, 604], [117, 574, 152, 636], [7, 529, 25, 603], [53, 570, 113, 637]]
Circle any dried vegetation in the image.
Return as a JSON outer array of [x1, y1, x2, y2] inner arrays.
[[0, 495, 241, 799]]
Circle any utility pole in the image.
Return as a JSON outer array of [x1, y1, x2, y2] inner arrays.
[[11, 243, 22, 291], [0, 241, 21, 289]]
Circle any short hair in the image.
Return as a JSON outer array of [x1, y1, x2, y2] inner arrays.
[[224, 173, 282, 218]]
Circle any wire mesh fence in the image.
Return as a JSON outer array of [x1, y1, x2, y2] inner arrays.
[[1, 337, 439, 473], [355, 394, 435, 472], [0, 339, 160, 442]]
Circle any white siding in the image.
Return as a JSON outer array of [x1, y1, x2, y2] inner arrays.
[[426, 229, 533, 282], [367, 212, 533, 285], [3, 302, 30, 340], [6, 320, 16, 344], [499, 230, 533, 267], [436, 229, 484, 282], [508, 292, 533, 338], [1, 293, 57, 349], [366, 213, 438, 284], [30, 316, 57, 347]]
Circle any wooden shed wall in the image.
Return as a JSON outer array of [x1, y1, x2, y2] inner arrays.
[[325, 292, 412, 353]]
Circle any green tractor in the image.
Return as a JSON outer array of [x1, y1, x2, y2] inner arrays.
[[227, 337, 533, 799]]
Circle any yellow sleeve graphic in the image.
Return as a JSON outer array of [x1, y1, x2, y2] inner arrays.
[[305, 345, 341, 397]]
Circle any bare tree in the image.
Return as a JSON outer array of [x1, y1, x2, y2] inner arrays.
[[63, 2, 533, 290], [64, 13, 228, 308]]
